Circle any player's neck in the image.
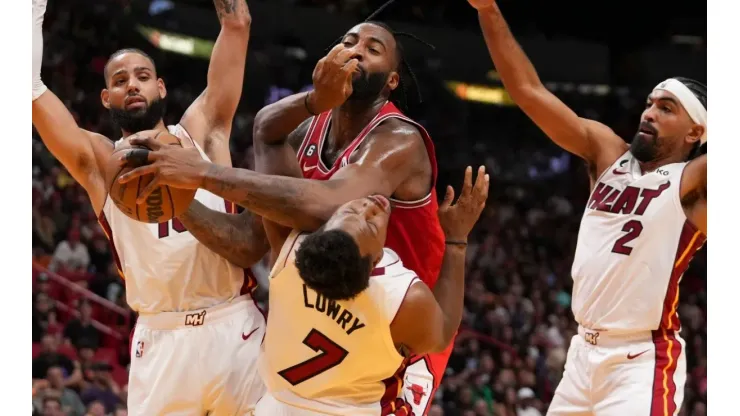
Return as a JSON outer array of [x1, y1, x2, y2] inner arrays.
[[120, 120, 168, 139], [328, 97, 386, 149], [637, 153, 687, 174]]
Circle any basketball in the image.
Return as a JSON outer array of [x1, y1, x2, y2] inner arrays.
[[105, 132, 196, 223]]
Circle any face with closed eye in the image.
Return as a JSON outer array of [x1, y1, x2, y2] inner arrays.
[[324, 195, 392, 265], [340, 23, 400, 101]]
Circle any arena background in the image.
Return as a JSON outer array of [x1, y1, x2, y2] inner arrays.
[[31, 1, 707, 415]]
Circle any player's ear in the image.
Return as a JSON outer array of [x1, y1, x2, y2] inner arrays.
[[387, 71, 400, 91], [686, 124, 705, 144], [100, 89, 111, 110], [157, 78, 167, 100]]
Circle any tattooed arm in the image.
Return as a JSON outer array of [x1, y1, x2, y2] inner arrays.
[[199, 124, 426, 231], [179, 0, 251, 166], [120, 122, 426, 231], [177, 201, 269, 269]]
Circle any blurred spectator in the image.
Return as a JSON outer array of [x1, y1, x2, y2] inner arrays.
[[32, 334, 82, 386], [42, 395, 64, 416], [33, 288, 56, 343], [46, 366, 87, 416], [64, 300, 102, 349], [50, 228, 90, 273], [80, 362, 122, 413]]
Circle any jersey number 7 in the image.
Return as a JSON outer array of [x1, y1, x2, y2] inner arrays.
[[278, 329, 349, 385]]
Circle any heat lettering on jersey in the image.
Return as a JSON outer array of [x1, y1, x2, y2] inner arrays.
[[588, 180, 671, 256], [302, 284, 366, 335], [588, 181, 671, 215]]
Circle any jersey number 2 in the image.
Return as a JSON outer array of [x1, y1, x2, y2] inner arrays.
[[611, 220, 643, 255], [277, 329, 349, 385]]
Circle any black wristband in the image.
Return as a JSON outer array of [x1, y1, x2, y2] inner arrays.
[[445, 240, 468, 247], [304, 92, 318, 116]]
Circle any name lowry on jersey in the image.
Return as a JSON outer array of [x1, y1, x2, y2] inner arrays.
[[302, 284, 366, 335], [588, 180, 671, 215]]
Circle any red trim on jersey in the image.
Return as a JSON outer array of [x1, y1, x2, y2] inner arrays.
[[370, 259, 400, 277], [650, 329, 682, 416], [380, 357, 413, 416], [296, 115, 322, 165], [660, 221, 706, 331], [97, 212, 126, 281], [390, 194, 434, 209]]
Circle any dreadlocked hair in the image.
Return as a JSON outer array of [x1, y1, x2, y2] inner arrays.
[[672, 77, 707, 160], [326, 0, 435, 114]]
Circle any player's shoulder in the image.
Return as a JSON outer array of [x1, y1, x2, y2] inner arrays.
[[581, 118, 629, 179], [374, 117, 423, 140], [370, 249, 418, 283], [363, 118, 426, 159]]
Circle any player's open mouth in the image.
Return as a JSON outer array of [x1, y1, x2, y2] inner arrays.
[[369, 195, 391, 212], [638, 123, 657, 138]]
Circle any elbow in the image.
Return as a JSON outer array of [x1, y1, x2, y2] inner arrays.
[[252, 108, 273, 146], [508, 83, 544, 105]]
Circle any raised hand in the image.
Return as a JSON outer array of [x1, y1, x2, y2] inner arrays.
[[467, 0, 496, 11], [438, 166, 490, 242], [306, 44, 360, 113]]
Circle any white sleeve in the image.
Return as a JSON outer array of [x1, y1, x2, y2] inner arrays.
[[32, 0, 48, 101]]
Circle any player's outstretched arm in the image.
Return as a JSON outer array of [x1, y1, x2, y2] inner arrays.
[[468, 0, 626, 174], [179, 0, 251, 165], [681, 154, 707, 235], [391, 166, 489, 355], [32, 0, 110, 213], [177, 201, 269, 269], [118, 122, 425, 231]]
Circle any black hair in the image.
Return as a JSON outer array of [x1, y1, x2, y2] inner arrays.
[[103, 48, 157, 82], [295, 229, 372, 301], [327, 0, 435, 114], [672, 77, 707, 160]]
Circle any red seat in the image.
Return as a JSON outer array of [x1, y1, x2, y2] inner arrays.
[[111, 365, 129, 387], [57, 343, 78, 360], [32, 343, 41, 359], [94, 348, 116, 366]]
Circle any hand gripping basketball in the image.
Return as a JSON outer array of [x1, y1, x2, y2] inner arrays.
[[118, 135, 209, 204], [308, 44, 360, 113], [438, 166, 490, 242]]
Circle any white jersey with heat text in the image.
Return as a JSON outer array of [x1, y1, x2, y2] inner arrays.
[[260, 230, 419, 415], [99, 124, 255, 314], [571, 151, 706, 333]]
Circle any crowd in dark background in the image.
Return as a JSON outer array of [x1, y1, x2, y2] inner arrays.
[[31, 1, 707, 416]]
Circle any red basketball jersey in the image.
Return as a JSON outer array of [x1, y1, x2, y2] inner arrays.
[[296, 101, 445, 288]]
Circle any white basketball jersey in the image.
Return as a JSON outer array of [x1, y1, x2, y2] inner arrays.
[[571, 151, 706, 333], [99, 125, 255, 314], [260, 230, 420, 415]]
